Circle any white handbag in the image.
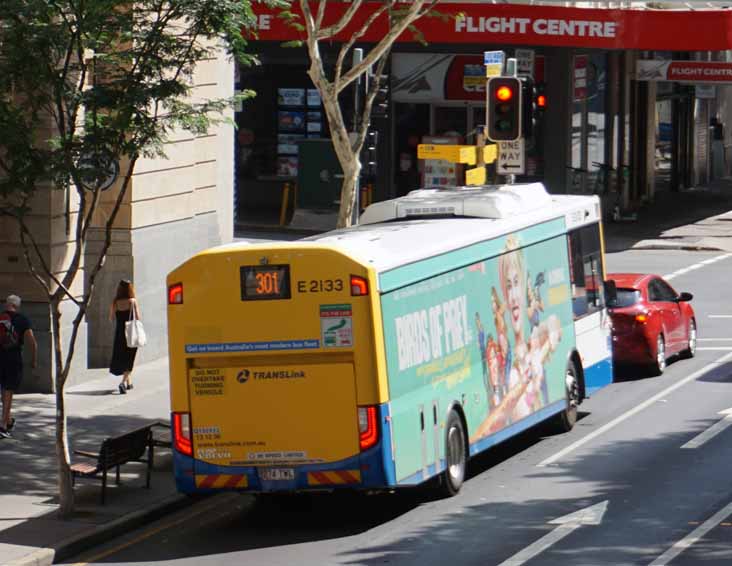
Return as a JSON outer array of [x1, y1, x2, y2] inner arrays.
[[124, 303, 147, 348]]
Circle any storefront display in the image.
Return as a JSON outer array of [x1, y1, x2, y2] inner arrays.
[[420, 135, 463, 186], [276, 88, 324, 177]]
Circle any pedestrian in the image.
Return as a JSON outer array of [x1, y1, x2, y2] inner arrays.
[[0, 294, 38, 439], [109, 279, 141, 394]]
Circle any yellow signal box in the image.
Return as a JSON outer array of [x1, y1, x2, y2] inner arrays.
[[482, 144, 497, 164], [417, 144, 477, 164], [465, 166, 487, 186], [417, 144, 497, 166]]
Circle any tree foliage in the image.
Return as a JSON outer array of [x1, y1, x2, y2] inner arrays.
[[0, 0, 269, 516]]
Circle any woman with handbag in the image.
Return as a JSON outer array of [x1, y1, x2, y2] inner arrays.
[[109, 279, 144, 394]]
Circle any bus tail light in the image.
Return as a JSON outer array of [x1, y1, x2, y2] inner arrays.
[[351, 275, 369, 296], [173, 412, 192, 456], [358, 406, 379, 450], [168, 282, 184, 304], [635, 313, 649, 323]]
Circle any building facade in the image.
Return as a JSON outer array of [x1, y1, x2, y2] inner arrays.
[[0, 52, 235, 393], [239, 3, 732, 225]]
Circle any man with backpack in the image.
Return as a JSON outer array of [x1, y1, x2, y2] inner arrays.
[[0, 295, 37, 438]]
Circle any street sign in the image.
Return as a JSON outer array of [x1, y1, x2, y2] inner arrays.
[[417, 144, 498, 166], [696, 84, 716, 99], [484, 50, 505, 78], [516, 49, 535, 78], [465, 166, 486, 186], [417, 144, 475, 164], [497, 139, 525, 175]]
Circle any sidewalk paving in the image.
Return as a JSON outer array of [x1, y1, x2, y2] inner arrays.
[[0, 358, 187, 566], [603, 178, 732, 253], [4, 178, 732, 566]]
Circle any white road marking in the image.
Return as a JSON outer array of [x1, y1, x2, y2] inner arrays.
[[708, 315, 732, 318], [681, 408, 732, 449], [537, 351, 732, 467], [497, 501, 608, 566], [648, 500, 732, 565], [663, 253, 732, 281], [698, 338, 732, 341], [697, 347, 732, 351]]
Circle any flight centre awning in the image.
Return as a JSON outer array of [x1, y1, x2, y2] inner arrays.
[[251, 3, 732, 52]]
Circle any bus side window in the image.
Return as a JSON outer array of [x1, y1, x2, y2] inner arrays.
[[568, 232, 587, 319], [568, 223, 604, 319], [583, 254, 604, 312]]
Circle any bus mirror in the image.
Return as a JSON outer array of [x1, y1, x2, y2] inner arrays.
[[604, 279, 617, 306]]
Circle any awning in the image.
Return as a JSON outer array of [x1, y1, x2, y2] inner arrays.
[[252, 3, 732, 51]]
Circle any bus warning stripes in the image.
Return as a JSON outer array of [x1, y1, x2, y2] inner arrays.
[[307, 470, 361, 485], [195, 474, 248, 489]]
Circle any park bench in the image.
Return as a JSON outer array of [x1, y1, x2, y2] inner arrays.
[[70, 424, 155, 504], [150, 420, 172, 449]]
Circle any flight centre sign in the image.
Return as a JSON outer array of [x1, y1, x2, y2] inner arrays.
[[454, 16, 617, 40], [251, 4, 732, 51], [637, 60, 732, 84]]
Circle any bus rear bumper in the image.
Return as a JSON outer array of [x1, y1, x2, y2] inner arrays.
[[173, 440, 391, 494]]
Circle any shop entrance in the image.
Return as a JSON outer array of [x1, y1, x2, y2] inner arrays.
[[393, 102, 486, 196]]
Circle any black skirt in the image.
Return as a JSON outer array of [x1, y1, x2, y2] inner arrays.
[[109, 309, 137, 376]]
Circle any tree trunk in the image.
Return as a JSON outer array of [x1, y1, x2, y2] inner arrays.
[[51, 301, 74, 517], [337, 164, 361, 228], [306, 67, 363, 229]]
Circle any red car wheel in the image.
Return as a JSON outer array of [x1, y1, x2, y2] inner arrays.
[[651, 334, 666, 376], [681, 319, 697, 359]]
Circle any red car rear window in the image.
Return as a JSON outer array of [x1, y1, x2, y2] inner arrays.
[[609, 288, 641, 308]]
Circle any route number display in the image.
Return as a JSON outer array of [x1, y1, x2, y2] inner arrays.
[[240, 265, 292, 301]]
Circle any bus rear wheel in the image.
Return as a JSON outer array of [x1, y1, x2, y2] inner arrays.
[[553, 362, 579, 433], [439, 410, 467, 497]]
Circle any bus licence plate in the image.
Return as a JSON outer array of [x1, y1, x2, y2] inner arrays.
[[259, 468, 295, 481]]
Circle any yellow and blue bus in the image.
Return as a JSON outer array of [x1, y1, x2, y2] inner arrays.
[[166, 183, 613, 495]]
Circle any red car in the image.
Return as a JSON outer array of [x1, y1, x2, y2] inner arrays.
[[607, 273, 697, 375]]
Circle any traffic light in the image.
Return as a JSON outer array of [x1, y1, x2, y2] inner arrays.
[[536, 82, 547, 111], [371, 73, 389, 119], [487, 77, 522, 142], [521, 77, 535, 140], [361, 130, 378, 178]]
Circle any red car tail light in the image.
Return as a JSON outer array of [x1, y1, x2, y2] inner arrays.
[[610, 312, 640, 336]]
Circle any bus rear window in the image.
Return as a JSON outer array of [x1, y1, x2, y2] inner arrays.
[[608, 288, 641, 308], [240, 265, 291, 301]]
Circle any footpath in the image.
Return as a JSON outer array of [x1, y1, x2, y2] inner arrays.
[[4, 179, 732, 566]]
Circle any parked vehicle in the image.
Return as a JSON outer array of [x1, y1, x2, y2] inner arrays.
[[606, 273, 696, 375]]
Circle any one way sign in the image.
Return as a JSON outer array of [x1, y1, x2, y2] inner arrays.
[[497, 139, 525, 175]]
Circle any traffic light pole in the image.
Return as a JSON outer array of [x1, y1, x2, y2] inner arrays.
[[505, 57, 518, 186], [476, 126, 485, 169]]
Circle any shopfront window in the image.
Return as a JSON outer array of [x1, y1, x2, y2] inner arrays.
[[568, 53, 607, 195], [236, 56, 331, 216], [587, 54, 607, 192]]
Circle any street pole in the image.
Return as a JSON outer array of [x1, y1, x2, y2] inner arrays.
[[506, 57, 517, 185]]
